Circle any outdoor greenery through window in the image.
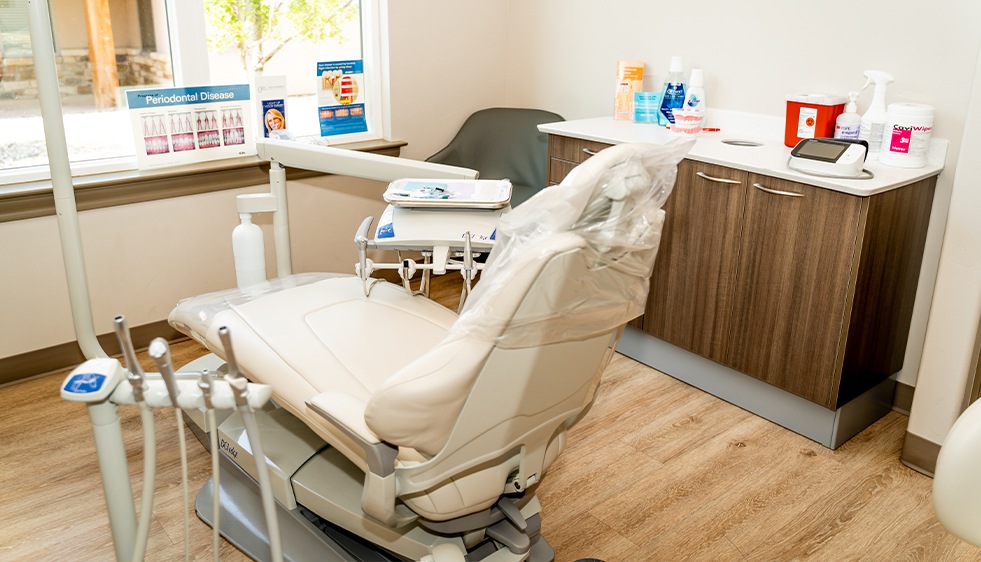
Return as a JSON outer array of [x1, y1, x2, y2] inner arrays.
[[0, 0, 369, 182]]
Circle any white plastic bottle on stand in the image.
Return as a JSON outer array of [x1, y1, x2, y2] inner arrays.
[[834, 91, 861, 140], [684, 69, 706, 113], [858, 70, 895, 160], [658, 56, 686, 126], [232, 212, 266, 288]]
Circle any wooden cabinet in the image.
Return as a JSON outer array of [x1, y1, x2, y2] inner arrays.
[[725, 175, 866, 407], [547, 135, 613, 185], [546, 133, 936, 410], [644, 160, 748, 361]]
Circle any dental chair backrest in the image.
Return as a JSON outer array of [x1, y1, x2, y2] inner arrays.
[[363, 141, 692, 521]]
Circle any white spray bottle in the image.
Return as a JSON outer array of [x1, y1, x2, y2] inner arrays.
[[858, 70, 895, 160], [834, 91, 861, 140], [232, 212, 266, 288]]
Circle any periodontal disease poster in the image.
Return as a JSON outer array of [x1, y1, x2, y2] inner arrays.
[[126, 84, 255, 169], [316, 60, 368, 137]]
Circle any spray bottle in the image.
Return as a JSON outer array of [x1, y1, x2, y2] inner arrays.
[[232, 212, 266, 288], [834, 91, 861, 140], [858, 70, 895, 160]]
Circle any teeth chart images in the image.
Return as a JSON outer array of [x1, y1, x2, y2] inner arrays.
[[126, 85, 254, 169]]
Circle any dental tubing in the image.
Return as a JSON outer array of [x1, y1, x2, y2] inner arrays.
[[219, 327, 284, 562], [114, 317, 155, 562], [199, 370, 221, 562], [149, 338, 192, 562]]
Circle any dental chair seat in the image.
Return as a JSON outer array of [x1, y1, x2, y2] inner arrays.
[[169, 140, 692, 548], [169, 272, 459, 469]]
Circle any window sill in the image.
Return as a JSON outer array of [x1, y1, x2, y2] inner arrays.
[[0, 138, 407, 223]]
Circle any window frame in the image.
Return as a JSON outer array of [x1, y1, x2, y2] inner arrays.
[[0, 0, 388, 188]]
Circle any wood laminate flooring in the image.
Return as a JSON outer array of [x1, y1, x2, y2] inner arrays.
[[2, 277, 979, 560]]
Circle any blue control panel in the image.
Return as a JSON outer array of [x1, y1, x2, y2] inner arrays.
[[61, 358, 122, 402], [63, 373, 108, 394]]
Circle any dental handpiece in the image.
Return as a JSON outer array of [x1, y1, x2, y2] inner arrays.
[[217, 326, 282, 562], [218, 326, 248, 408], [198, 369, 215, 410], [114, 315, 147, 403], [148, 337, 181, 407]]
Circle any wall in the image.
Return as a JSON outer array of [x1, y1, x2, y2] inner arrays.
[[385, 0, 508, 160], [0, 176, 390, 359], [907, 51, 981, 446]]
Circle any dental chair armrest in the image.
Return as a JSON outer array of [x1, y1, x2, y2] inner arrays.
[[308, 392, 417, 528], [307, 392, 395, 475]]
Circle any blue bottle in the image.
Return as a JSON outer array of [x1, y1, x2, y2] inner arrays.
[[658, 56, 686, 126]]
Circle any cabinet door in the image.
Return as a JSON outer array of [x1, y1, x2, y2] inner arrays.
[[725, 175, 864, 407], [547, 135, 613, 185], [644, 160, 748, 362]]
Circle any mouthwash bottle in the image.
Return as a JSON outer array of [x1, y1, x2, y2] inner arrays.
[[658, 56, 686, 126]]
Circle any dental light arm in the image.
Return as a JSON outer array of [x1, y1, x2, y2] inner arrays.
[[237, 139, 478, 287], [255, 138, 478, 183]]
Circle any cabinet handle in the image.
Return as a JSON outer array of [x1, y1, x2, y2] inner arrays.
[[696, 171, 742, 184], [582, 148, 599, 156], [753, 183, 804, 198]]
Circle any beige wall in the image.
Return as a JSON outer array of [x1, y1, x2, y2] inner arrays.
[[385, 0, 508, 160], [0, 176, 389, 358]]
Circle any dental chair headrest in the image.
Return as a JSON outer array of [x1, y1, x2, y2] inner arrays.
[[453, 140, 693, 348]]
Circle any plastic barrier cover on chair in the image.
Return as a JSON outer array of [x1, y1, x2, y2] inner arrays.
[[453, 140, 693, 349]]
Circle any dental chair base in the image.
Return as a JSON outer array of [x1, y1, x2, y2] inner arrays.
[[188, 394, 555, 561]]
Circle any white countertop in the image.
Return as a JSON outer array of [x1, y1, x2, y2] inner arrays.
[[539, 116, 946, 196]]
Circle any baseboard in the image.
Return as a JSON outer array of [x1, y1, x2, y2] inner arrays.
[[901, 430, 941, 477], [893, 380, 915, 415], [0, 319, 186, 387], [616, 327, 894, 449]]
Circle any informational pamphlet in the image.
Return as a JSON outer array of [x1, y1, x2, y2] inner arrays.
[[254, 75, 288, 139], [126, 84, 255, 169], [316, 60, 368, 137]]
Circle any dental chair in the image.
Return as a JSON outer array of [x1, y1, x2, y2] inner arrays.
[[168, 141, 691, 561]]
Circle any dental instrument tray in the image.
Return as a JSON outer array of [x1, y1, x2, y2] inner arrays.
[[384, 178, 512, 209]]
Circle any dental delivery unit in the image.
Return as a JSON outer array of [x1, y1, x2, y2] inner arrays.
[[61, 137, 691, 561]]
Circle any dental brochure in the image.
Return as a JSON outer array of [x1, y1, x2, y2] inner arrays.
[[126, 84, 255, 169], [614, 61, 645, 120], [317, 60, 368, 137], [255, 75, 288, 139]]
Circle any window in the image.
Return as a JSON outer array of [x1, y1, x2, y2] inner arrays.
[[0, 0, 381, 183]]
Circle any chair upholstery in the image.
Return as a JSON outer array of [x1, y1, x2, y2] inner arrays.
[[168, 140, 692, 528], [427, 107, 564, 207]]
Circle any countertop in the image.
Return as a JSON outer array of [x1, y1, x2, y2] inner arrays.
[[539, 116, 947, 196]]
